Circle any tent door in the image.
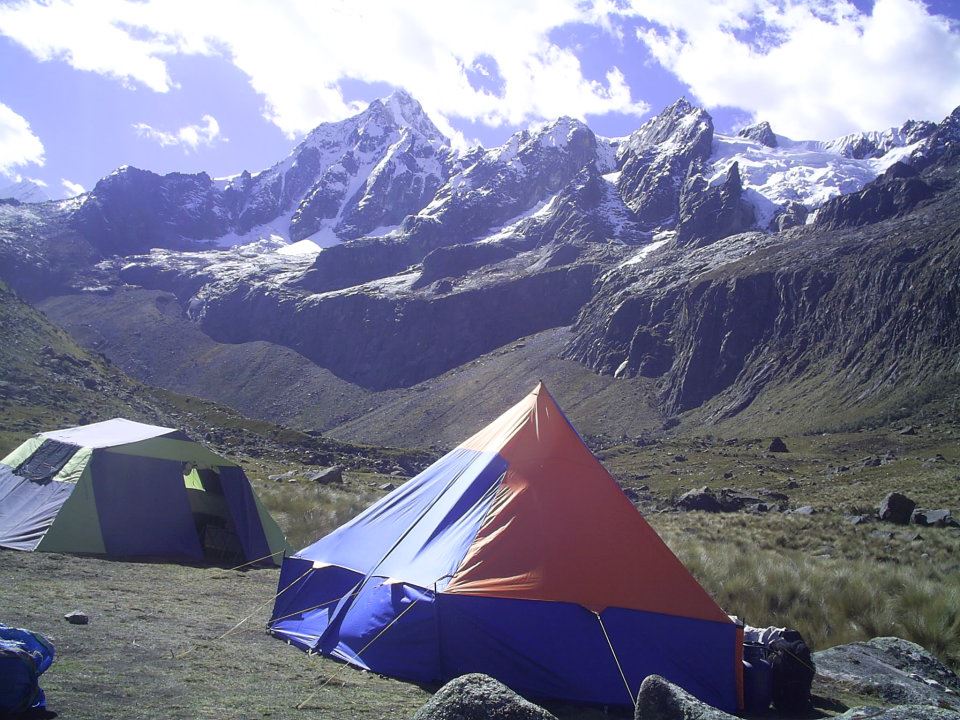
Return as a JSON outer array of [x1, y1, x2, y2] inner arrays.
[[184, 467, 244, 564]]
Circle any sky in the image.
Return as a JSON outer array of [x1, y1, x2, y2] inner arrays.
[[1, 0, 959, 199]]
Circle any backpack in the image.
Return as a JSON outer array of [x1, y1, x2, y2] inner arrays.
[[768, 631, 815, 712]]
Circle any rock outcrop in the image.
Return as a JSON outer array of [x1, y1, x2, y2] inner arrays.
[[738, 121, 777, 148], [676, 163, 755, 247], [617, 98, 714, 227], [634, 674, 737, 720], [834, 707, 960, 719], [564, 149, 960, 418], [879, 493, 917, 525], [411, 674, 556, 720], [814, 637, 960, 709]]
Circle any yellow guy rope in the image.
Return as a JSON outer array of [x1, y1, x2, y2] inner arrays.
[[268, 584, 367, 625], [594, 611, 637, 710], [175, 565, 315, 659], [224, 548, 287, 572], [295, 597, 422, 710]]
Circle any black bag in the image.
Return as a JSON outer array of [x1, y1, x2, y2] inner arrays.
[[768, 631, 815, 712]]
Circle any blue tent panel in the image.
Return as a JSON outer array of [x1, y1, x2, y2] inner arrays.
[[271, 575, 738, 712], [91, 452, 204, 560], [271, 562, 362, 650], [297, 448, 506, 589], [323, 581, 438, 681], [438, 594, 738, 710], [220, 466, 271, 562], [0, 467, 75, 551]]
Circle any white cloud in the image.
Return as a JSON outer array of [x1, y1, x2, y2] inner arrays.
[[0, 0, 648, 142], [61, 178, 85, 197], [133, 114, 224, 152], [0, 0, 177, 91], [628, 0, 960, 138], [0, 102, 45, 178]]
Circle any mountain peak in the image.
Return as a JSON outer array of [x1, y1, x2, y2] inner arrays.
[[738, 121, 778, 148], [0, 177, 51, 203], [365, 88, 446, 143]]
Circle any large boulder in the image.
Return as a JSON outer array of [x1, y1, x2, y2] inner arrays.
[[912, 508, 958, 528], [306, 465, 343, 484], [634, 674, 737, 720], [411, 674, 556, 720], [676, 487, 723, 512], [833, 706, 960, 719], [813, 637, 960, 708], [879, 493, 916, 525], [768, 437, 789, 453]]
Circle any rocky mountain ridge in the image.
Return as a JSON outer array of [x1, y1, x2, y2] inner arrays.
[[1, 94, 958, 437]]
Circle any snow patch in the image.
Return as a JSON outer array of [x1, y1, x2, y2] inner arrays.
[[619, 233, 673, 268]]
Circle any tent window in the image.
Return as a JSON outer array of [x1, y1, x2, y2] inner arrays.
[[15, 440, 79, 484]]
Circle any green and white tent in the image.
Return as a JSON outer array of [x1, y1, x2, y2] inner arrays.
[[0, 418, 289, 564]]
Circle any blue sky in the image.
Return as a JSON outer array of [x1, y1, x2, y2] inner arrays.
[[1, 0, 959, 198]]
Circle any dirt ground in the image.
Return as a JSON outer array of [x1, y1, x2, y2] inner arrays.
[[0, 550, 435, 720]]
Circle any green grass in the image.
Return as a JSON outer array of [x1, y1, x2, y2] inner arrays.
[[650, 513, 960, 671]]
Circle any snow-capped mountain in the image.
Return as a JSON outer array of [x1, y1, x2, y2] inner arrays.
[[2, 92, 958, 425], [52, 91, 954, 263], [705, 118, 938, 228], [0, 178, 51, 203], [68, 90, 454, 256]]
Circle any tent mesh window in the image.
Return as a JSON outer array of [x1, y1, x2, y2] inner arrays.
[[14, 440, 78, 483]]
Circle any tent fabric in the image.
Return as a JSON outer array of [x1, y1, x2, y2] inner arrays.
[[53, 447, 93, 484], [0, 419, 289, 564], [0, 466, 75, 551], [269, 383, 740, 711], [0, 437, 43, 469], [13, 439, 78, 482], [91, 451, 205, 560], [37, 466, 106, 554], [40, 418, 182, 448]]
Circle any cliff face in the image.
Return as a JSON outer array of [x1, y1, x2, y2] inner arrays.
[[563, 155, 960, 418]]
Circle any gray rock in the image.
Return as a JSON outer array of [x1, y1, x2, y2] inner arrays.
[[378, 482, 396, 491], [676, 487, 723, 513], [65, 610, 89, 624], [634, 674, 737, 720], [913, 508, 958, 527], [268, 470, 297, 482], [306, 465, 343, 484], [834, 706, 960, 719], [676, 162, 755, 248], [879, 492, 916, 524], [846, 514, 872, 525], [411, 673, 556, 720], [738, 121, 778, 148], [771, 200, 809, 231], [814, 637, 960, 708], [791, 505, 816, 515], [898, 426, 918, 435], [768, 437, 789, 453]]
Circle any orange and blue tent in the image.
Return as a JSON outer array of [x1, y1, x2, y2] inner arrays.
[[269, 383, 742, 710]]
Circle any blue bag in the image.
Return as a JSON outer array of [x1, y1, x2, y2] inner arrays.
[[0, 624, 55, 714]]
